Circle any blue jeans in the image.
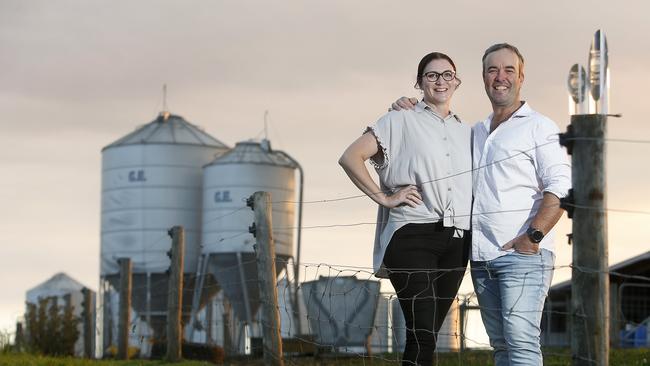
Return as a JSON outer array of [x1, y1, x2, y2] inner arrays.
[[471, 249, 554, 366]]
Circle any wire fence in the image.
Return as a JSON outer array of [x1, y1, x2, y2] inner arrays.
[[88, 258, 650, 365], [15, 134, 650, 364]]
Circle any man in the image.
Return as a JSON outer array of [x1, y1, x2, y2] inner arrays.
[[391, 43, 571, 365]]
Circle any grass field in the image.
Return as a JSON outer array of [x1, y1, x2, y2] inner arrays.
[[1, 348, 649, 366]]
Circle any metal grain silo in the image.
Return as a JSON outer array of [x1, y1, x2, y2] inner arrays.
[[201, 139, 299, 325], [100, 112, 228, 348]]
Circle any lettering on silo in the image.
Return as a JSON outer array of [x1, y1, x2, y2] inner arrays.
[[128, 170, 147, 182], [214, 190, 232, 202]]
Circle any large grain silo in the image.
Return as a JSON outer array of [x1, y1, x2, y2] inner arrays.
[[100, 112, 229, 350], [201, 139, 299, 328]]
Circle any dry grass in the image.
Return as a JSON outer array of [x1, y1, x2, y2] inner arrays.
[[1, 348, 649, 366]]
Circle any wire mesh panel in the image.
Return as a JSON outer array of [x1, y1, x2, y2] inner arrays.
[[302, 276, 380, 350]]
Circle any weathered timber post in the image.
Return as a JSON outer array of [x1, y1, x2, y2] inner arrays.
[[166, 226, 185, 362], [117, 258, 132, 360], [81, 287, 94, 358], [563, 114, 609, 366], [15, 322, 24, 352], [248, 191, 284, 366]]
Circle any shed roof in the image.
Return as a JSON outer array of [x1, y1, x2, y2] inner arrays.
[[26, 272, 89, 304], [550, 250, 650, 293]]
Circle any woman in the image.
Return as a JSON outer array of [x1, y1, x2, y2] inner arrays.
[[338, 52, 472, 365]]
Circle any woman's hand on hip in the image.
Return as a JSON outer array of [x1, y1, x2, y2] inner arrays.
[[381, 185, 423, 208]]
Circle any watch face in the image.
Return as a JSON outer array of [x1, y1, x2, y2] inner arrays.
[[528, 228, 544, 243]]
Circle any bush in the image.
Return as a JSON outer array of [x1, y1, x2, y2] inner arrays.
[[24, 296, 80, 356], [150, 341, 224, 364], [0, 330, 12, 354]]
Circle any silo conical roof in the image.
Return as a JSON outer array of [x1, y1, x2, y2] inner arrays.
[[207, 140, 297, 168], [26, 272, 87, 304], [103, 113, 228, 151]]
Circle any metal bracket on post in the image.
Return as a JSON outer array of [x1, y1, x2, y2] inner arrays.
[[560, 188, 575, 219], [165, 247, 173, 275], [566, 233, 573, 246], [248, 195, 257, 239], [166, 227, 175, 274], [559, 124, 575, 155]]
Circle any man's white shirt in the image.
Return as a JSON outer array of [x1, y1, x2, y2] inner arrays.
[[471, 102, 571, 262]]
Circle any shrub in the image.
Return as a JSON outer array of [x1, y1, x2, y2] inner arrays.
[[24, 296, 80, 356]]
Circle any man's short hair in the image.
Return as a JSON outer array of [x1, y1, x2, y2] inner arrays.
[[482, 43, 525, 74]]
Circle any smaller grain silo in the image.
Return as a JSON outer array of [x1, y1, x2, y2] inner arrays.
[[201, 139, 299, 326], [24, 273, 96, 357]]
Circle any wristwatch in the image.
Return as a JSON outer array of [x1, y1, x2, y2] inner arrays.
[[526, 227, 545, 243]]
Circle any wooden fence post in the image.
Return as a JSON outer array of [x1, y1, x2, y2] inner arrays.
[[117, 258, 132, 360], [566, 114, 609, 366], [248, 191, 284, 366], [81, 287, 94, 358], [166, 226, 185, 362]]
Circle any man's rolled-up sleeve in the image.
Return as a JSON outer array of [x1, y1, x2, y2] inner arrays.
[[535, 119, 572, 199]]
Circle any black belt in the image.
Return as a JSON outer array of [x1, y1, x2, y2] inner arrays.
[[432, 221, 445, 232], [407, 221, 446, 232]]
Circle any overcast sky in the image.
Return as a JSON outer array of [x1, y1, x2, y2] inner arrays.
[[2, 0, 649, 333]]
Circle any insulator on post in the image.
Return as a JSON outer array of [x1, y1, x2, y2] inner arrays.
[[560, 188, 575, 219], [588, 29, 609, 115], [567, 64, 587, 115], [559, 124, 575, 156]]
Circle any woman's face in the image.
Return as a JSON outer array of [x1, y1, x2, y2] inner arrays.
[[419, 59, 459, 107]]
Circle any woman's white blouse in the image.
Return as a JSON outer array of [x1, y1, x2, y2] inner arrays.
[[368, 101, 472, 277]]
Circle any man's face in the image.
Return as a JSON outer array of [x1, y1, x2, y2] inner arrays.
[[483, 48, 524, 108]]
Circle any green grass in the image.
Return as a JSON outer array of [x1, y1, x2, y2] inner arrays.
[[0, 354, 212, 366], [1, 348, 649, 366]]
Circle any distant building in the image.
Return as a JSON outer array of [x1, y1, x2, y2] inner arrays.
[[541, 251, 650, 347], [24, 272, 96, 357]]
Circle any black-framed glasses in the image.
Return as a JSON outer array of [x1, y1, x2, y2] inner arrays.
[[423, 70, 455, 82]]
